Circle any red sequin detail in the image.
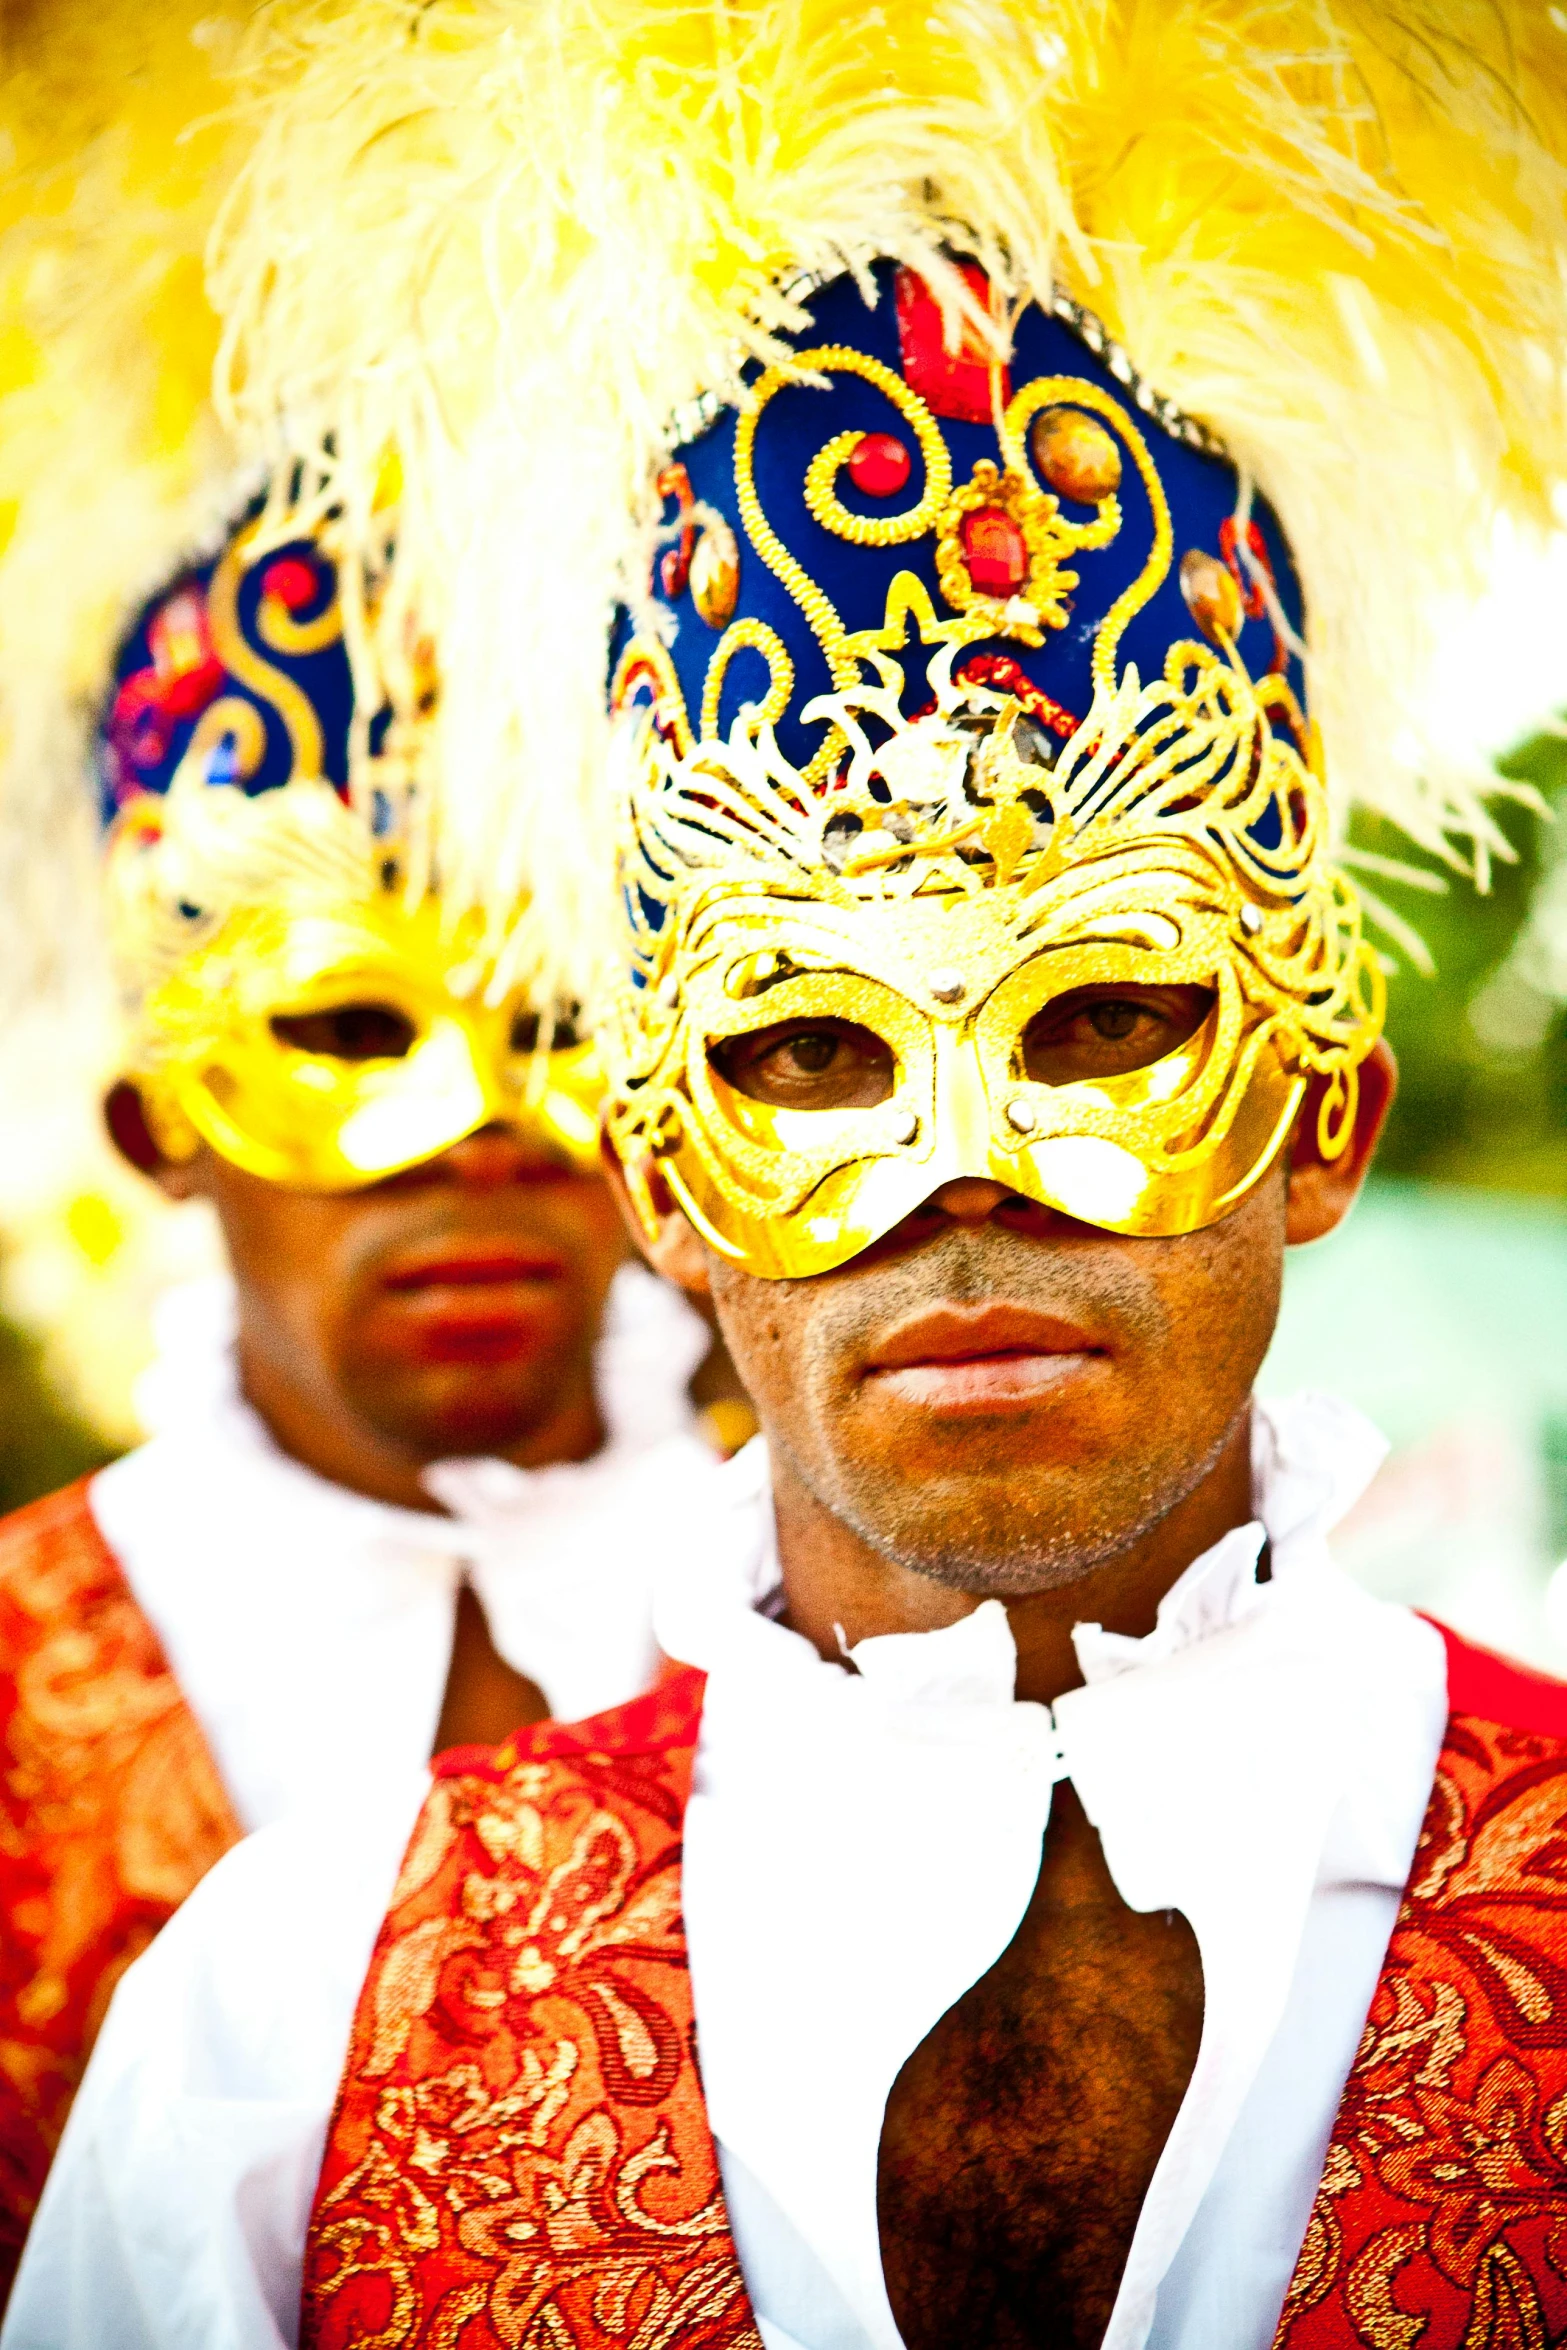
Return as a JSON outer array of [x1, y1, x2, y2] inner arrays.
[[656, 463, 698, 598], [956, 653, 1079, 740], [847, 432, 912, 497], [961, 507, 1028, 597], [895, 262, 1010, 424], [1218, 516, 1292, 675], [105, 588, 225, 793]]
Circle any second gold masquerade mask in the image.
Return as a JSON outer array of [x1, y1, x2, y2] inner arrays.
[[102, 509, 603, 1191], [130, 888, 602, 1191]]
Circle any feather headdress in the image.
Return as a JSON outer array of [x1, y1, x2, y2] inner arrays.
[[0, 2, 253, 1430], [0, 0, 254, 1018], [208, 0, 1567, 997]]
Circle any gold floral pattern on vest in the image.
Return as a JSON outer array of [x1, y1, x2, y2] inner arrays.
[[301, 1667, 761, 2350], [1276, 1634, 1567, 2349]]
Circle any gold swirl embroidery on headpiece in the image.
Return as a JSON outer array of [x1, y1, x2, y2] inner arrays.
[[203, 517, 343, 781], [700, 620, 794, 741]]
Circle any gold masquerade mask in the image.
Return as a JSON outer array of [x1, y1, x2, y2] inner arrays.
[[101, 509, 602, 1194], [127, 881, 602, 1191], [605, 273, 1382, 1278]]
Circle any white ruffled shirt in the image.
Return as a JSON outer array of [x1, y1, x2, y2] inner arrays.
[[89, 1262, 718, 1830], [7, 1391, 1449, 2350]]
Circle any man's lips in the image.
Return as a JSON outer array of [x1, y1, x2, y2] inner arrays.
[[376, 1245, 568, 1365], [863, 1302, 1107, 1411], [380, 1245, 566, 1293]]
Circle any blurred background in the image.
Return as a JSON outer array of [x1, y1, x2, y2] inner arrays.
[[1, 557, 1564, 1659]]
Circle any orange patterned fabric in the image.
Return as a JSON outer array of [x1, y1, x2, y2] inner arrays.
[[0, 1480, 240, 2299], [301, 1665, 761, 2350], [1276, 1628, 1567, 2349], [305, 1628, 1567, 2350]]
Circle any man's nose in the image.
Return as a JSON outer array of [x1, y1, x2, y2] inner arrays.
[[925, 1177, 1016, 1222], [441, 1121, 568, 1188]]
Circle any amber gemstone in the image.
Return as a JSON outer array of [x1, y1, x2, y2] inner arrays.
[[1030, 407, 1122, 503], [1179, 548, 1243, 643], [690, 518, 740, 628], [961, 507, 1029, 597], [847, 431, 913, 497]]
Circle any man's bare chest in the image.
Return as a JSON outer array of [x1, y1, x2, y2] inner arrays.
[[876, 1788, 1205, 2350]]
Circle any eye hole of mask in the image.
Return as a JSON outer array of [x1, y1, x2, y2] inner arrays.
[[710, 1018, 896, 1111], [510, 1006, 583, 1055], [270, 1002, 418, 1062], [1020, 985, 1215, 1086]]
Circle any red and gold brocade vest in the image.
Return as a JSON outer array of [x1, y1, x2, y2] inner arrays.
[[0, 1481, 240, 2295], [303, 1630, 1567, 2350]]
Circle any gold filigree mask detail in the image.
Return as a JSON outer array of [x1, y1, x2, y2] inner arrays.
[[132, 891, 603, 1191], [608, 583, 1381, 1278]]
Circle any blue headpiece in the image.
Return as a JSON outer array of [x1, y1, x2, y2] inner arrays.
[[99, 503, 370, 825], [617, 261, 1307, 799]]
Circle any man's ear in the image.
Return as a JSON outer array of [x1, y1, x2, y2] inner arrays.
[[598, 1132, 712, 1297], [1284, 1038, 1396, 1246], [102, 1081, 205, 1202]]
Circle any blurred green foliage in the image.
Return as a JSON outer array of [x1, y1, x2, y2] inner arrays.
[[1356, 727, 1567, 1196], [0, 1302, 117, 1517]]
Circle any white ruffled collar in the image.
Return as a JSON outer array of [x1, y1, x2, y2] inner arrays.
[[656, 1388, 1390, 1705]]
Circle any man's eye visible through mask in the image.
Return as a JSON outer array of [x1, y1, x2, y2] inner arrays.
[[711, 1019, 896, 1109], [270, 1003, 418, 1062], [1021, 986, 1214, 1085]]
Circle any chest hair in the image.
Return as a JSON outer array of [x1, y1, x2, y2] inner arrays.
[[877, 1784, 1204, 2350]]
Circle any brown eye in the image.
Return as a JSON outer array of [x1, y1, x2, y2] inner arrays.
[[711, 1019, 895, 1109], [271, 1003, 417, 1061], [788, 1034, 838, 1074], [1087, 1002, 1141, 1042], [1022, 986, 1213, 1086]]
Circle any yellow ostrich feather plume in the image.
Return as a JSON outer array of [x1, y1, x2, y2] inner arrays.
[[209, 0, 1567, 995], [0, 0, 252, 1021], [0, 1, 249, 1435]]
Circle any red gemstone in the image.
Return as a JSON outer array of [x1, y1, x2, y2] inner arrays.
[[263, 554, 320, 612], [847, 431, 912, 497], [895, 263, 1012, 424], [961, 507, 1029, 597]]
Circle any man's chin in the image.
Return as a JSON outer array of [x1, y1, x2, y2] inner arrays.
[[817, 1460, 1159, 1599], [847, 1529, 1130, 1600], [353, 1374, 561, 1466]]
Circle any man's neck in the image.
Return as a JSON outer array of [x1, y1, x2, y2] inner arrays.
[[769, 1410, 1256, 1706]]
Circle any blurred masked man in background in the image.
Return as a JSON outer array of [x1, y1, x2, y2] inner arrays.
[[13, 2, 1567, 2347], [0, 495, 745, 2297], [0, 23, 747, 2295]]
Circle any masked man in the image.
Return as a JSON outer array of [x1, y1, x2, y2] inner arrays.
[[0, 498, 743, 2296], [13, 3, 1567, 2345]]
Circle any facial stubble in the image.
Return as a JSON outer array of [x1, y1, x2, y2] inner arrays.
[[710, 1202, 1281, 1598]]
